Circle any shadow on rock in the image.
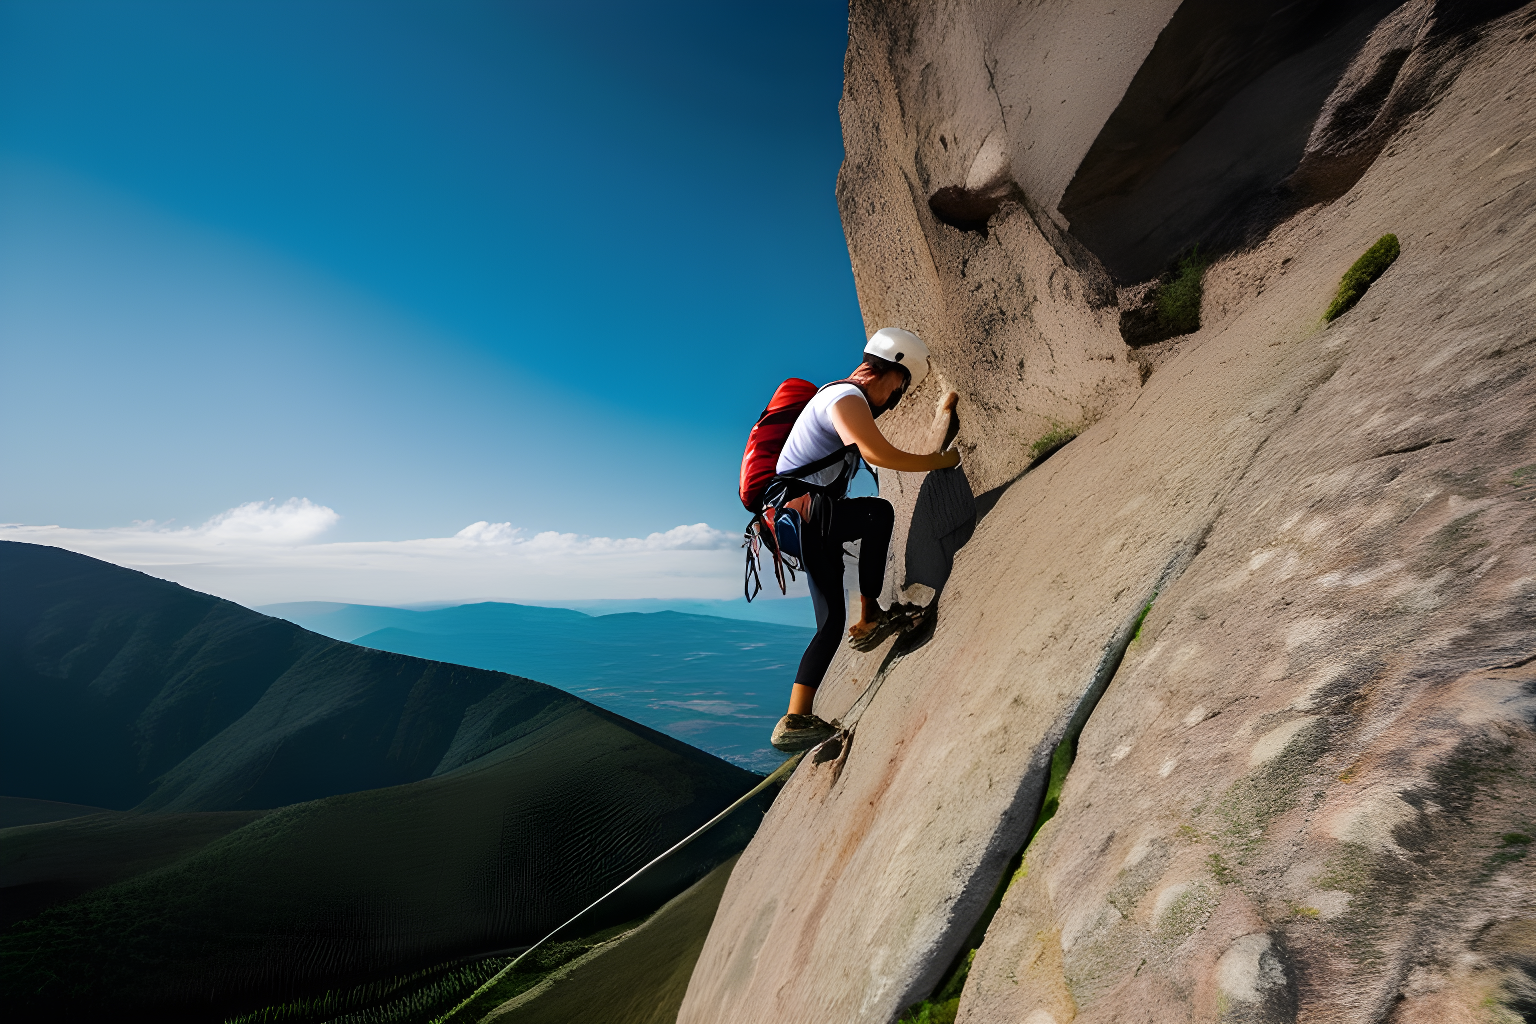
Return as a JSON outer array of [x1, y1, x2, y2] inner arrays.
[[903, 465, 978, 610]]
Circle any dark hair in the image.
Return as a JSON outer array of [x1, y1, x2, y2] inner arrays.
[[859, 353, 910, 416], [861, 353, 910, 384]]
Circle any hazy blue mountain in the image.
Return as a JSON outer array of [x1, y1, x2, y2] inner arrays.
[[262, 601, 813, 772], [530, 596, 814, 627], [254, 599, 592, 642]]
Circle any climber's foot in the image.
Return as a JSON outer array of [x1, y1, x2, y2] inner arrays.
[[771, 713, 837, 752], [848, 604, 926, 653]]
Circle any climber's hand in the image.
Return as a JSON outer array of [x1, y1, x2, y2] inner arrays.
[[832, 394, 963, 473]]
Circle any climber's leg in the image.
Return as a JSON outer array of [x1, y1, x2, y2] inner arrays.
[[774, 580, 841, 748], [773, 497, 897, 750], [787, 529, 848, 694], [785, 496, 894, 696], [832, 497, 894, 641]]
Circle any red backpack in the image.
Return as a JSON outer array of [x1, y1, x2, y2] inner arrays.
[[739, 378, 818, 513]]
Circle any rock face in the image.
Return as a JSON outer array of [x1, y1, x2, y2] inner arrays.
[[680, 2, 1536, 1022]]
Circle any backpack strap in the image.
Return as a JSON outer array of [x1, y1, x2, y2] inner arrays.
[[769, 379, 871, 490], [824, 377, 870, 396], [777, 442, 858, 482]]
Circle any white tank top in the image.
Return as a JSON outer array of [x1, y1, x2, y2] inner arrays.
[[776, 383, 866, 487]]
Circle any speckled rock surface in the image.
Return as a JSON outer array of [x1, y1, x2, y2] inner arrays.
[[961, 17, 1536, 1021], [681, 3, 1536, 1023]]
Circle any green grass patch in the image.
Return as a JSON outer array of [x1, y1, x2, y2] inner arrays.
[[226, 925, 639, 1024], [1155, 249, 1209, 335], [1325, 234, 1400, 321], [1030, 735, 1076, 845], [1131, 595, 1156, 643], [1030, 423, 1079, 463], [898, 949, 974, 1024], [225, 958, 511, 1024], [432, 928, 637, 1023]]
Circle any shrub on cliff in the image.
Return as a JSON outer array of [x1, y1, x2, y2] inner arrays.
[[1156, 248, 1209, 335], [1325, 233, 1400, 320], [1122, 249, 1209, 347]]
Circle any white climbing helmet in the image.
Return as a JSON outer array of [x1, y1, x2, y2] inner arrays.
[[864, 327, 930, 390]]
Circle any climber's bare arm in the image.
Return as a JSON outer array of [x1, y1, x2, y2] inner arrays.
[[830, 393, 961, 472]]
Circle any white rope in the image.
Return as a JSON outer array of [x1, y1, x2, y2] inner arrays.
[[433, 749, 807, 1023]]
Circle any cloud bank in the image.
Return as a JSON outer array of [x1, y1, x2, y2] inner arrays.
[[1, 499, 747, 606]]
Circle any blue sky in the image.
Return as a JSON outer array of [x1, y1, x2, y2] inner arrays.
[[0, 0, 864, 596]]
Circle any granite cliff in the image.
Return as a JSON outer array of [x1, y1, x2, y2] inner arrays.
[[681, 2, 1536, 1022]]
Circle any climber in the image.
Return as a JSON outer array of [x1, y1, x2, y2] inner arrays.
[[769, 328, 960, 752]]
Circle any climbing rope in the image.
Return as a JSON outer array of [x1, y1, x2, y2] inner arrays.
[[433, 749, 807, 1023]]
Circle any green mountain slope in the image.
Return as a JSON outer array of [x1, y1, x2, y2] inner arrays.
[[0, 797, 109, 829], [0, 704, 761, 1021], [479, 854, 740, 1024], [0, 542, 764, 1021], [0, 808, 265, 930]]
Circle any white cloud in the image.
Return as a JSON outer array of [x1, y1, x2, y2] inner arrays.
[[200, 498, 341, 543], [457, 520, 738, 554], [1, 499, 747, 606]]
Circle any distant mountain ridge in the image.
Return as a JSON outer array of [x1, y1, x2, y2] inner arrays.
[[263, 600, 813, 773], [0, 542, 582, 811], [258, 599, 593, 642], [265, 595, 816, 629]]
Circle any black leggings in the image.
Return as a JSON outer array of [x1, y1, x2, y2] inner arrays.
[[793, 496, 894, 691]]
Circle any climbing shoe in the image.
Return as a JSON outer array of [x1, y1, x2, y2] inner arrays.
[[848, 603, 926, 653], [771, 713, 837, 752]]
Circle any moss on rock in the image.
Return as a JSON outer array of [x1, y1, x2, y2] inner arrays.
[[1030, 423, 1080, 463], [898, 949, 974, 1024], [1325, 234, 1400, 320]]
